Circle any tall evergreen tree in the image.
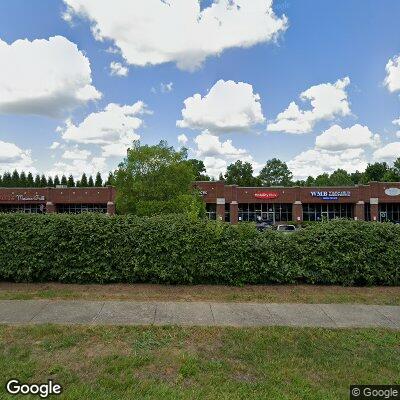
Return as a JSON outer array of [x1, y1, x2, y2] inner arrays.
[[104, 172, 113, 186], [11, 170, 20, 187], [61, 175, 68, 186], [34, 174, 41, 187], [88, 175, 94, 187], [47, 176, 54, 187], [54, 175, 60, 187], [20, 171, 27, 187], [27, 172, 34, 187], [95, 172, 103, 187], [67, 175, 75, 187], [80, 173, 88, 187], [3, 172, 12, 187], [40, 174, 48, 187]]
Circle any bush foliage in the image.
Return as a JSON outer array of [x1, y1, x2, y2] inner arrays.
[[0, 214, 398, 286]]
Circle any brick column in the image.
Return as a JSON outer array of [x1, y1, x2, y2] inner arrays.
[[216, 198, 225, 222], [230, 201, 238, 225], [107, 201, 116, 216], [46, 202, 56, 214], [370, 204, 379, 221], [293, 201, 303, 223], [354, 201, 364, 221]]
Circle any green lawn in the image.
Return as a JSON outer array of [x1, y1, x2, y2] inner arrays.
[[0, 325, 399, 399]]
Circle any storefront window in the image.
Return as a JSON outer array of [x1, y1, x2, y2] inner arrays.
[[225, 203, 230, 222], [0, 204, 44, 213], [379, 203, 400, 222], [238, 203, 292, 223], [303, 203, 353, 221], [57, 203, 107, 214], [206, 203, 216, 220], [364, 203, 371, 221]]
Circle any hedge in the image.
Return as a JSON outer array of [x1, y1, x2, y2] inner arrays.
[[0, 213, 399, 286]]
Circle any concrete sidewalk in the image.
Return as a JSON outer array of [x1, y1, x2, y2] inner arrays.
[[0, 300, 399, 329]]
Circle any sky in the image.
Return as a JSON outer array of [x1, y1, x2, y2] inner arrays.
[[0, 0, 399, 180]]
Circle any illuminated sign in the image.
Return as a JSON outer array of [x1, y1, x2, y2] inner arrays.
[[310, 191, 351, 200], [385, 188, 400, 196], [254, 192, 279, 200], [0, 194, 45, 202]]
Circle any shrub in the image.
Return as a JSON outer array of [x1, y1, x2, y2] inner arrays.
[[0, 214, 398, 286]]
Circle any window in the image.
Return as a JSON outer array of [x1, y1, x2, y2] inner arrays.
[[238, 203, 292, 223], [205, 203, 216, 220], [225, 203, 230, 222], [57, 203, 107, 214], [364, 203, 371, 221], [379, 203, 400, 222], [303, 203, 353, 221], [0, 204, 44, 213]]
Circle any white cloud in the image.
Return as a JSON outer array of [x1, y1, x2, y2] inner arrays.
[[59, 102, 149, 157], [63, 0, 287, 71], [0, 140, 35, 173], [373, 142, 400, 162], [267, 77, 351, 134], [177, 134, 188, 145], [0, 36, 101, 117], [177, 80, 265, 133], [62, 147, 91, 160], [50, 142, 61, 150], [193, 132, 261, 178], [288, 148, 368, 180], [393, 118, 400, 126], [396, 131, 400, 138], [384, 55, 400, 93], [315, 124, 380, 151], [161, 82, 173, 93], [110, 61, 128, 77], [46, 156, 107, 180]]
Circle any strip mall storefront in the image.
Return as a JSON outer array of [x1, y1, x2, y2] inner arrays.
[[195, 181, 400, 224], [0, 187, 116, 215]]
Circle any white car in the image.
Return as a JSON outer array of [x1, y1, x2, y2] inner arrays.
[[276, 224, 296, 233]]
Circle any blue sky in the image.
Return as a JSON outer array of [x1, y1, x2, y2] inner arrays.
[[0, 0, 399, 179]]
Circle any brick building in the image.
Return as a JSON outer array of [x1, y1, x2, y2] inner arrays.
[[0, 186, 116, 215], [194, 181, 400, 224]]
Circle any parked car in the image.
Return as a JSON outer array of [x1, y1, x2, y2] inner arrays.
[[255, 217, 274, 231], [276, 224, 296, 233]]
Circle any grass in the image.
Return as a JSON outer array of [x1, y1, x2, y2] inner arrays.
[[0, 325, 398, 399], [0, 282, 400, 305]]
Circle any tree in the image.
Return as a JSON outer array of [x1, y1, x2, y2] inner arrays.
[[47, 176, 54, 187], [187, 159, 210, 181], [2, 172, 11, 187], [104, 172, 113, 186], [54, 175, 60, 187], [113, 140, 203, 217], [19, 171, 27, 187], [95, 172, 103, 187], [40, 174, 47, 187], [305, 176, 315, 186], [329, 169, 353, 186], [314, 173, 331, 186], [80, 173, 88, 187], [61, 175, 68, 186], [11, 170, 20, 187], [88, 175, 94, 187], [224, 160, 259, 186], [67, 175, 75, 187], [363, 162, 389, 183], [258, 158, 293, 187], [34, 174, 41, 187], [350, 171, 363, 185], [27, 172, 34, 187]]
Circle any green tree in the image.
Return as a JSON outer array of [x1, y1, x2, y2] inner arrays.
[[187, 159, 210, 181], [224, 160, 259, 186], [104, 172, 113, 186], [47, 176, 54, 187], [67, 175, 75, 187], [95, 172, 103, 187], [27, 172, 34, 187], [2, 172, 11, 187], [54, 175, 60, 187], [314, 173, 331, 186], [80, 173, 88, 187], [362, 162, 389, 183], [11, 170, 20, 187], [350, 171, 364, 185], [40, 174, 47, 187], [113, 140, 203, 217], [61, 175, 68, 186], [19, 171, 27, 187], [34, 174, 41, 187], [258, 158, 293, 187], [329, 169, 353, 186], [88, 176, 94, 187], [305, 176, 315, 186]]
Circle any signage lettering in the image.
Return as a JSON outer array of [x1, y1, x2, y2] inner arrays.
[[0, 194, 45, 202], [254, 192, 279, 200], [310, 191, 351, 200]]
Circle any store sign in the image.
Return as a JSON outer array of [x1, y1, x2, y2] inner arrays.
[[0, 194, 45, 202], [199, 191, 208, 196], [310, 191, 351, 200], [385, 188, 400, 196], [254, 192, 279, 200]]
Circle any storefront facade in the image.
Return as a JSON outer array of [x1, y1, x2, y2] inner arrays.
[[195, 181, 400, 224], [0, 187, 116, 215]]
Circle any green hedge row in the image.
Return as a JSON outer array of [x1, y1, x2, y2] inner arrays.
[[0, 214, 399, 286]]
